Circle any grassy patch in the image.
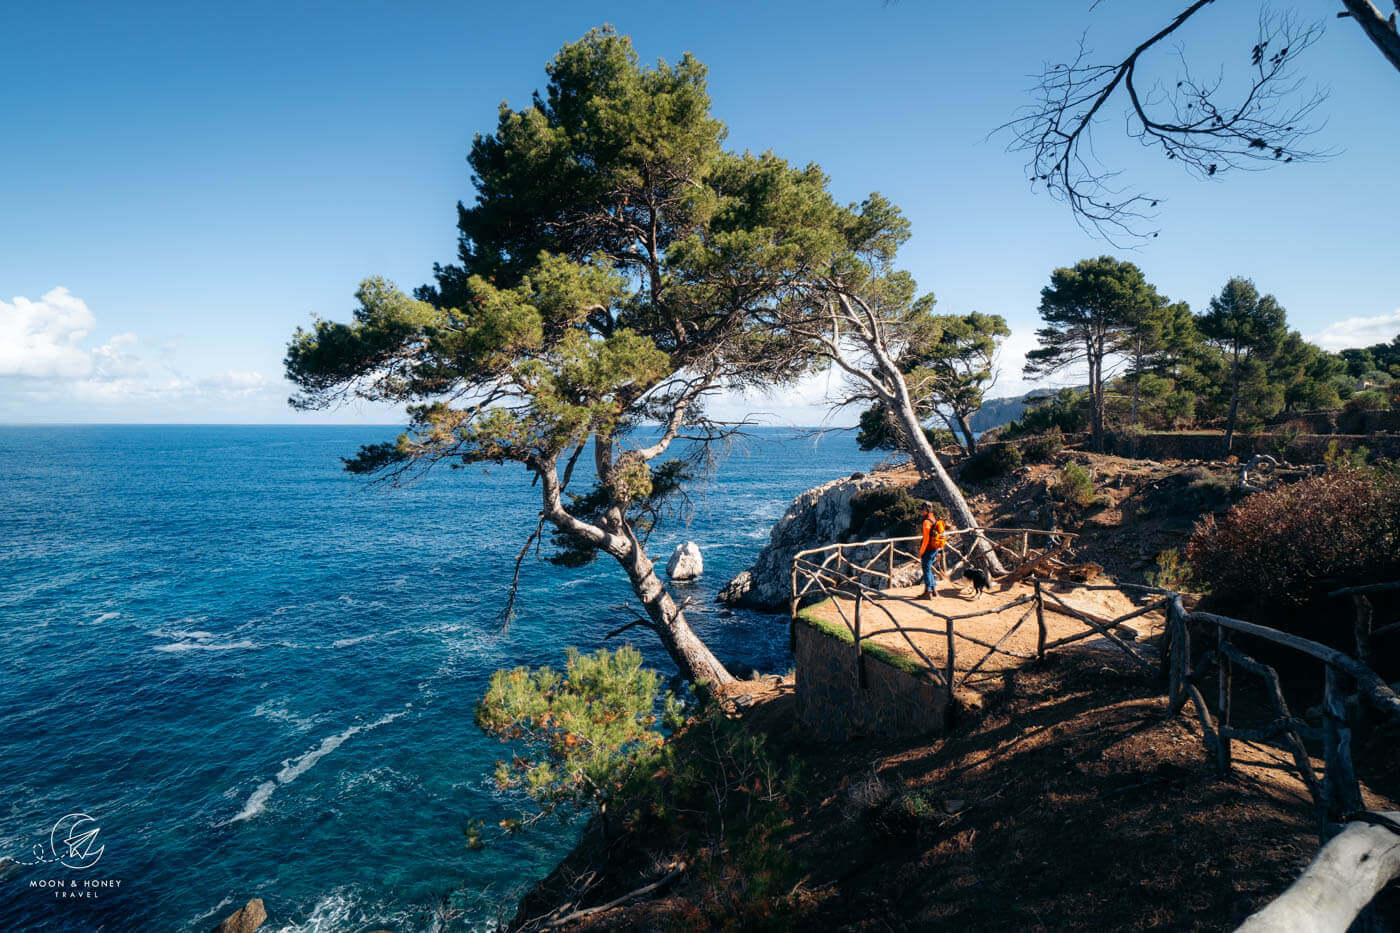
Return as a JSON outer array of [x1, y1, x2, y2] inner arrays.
[[794, 600, 931, 677]]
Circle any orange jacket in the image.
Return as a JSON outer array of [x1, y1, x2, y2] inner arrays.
[[920, 517, 947, 554]]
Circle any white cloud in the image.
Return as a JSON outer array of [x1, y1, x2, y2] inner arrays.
[[199, 369, 270, 397], [1, 288, 279, 414], [0, 287, 97, 379], [1308, 309, 1400, 352], [989, 328, 1039, 400], [709, 368, 866, 427], [708, 326, 1075, 426], [990, 326, 1085, 401]]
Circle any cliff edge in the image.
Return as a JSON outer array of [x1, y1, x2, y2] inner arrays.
[[718, 467, 919, 611]]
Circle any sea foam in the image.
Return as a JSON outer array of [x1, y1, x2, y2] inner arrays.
[[229, 708, 409, 823]]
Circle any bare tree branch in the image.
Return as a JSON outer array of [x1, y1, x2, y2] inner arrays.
[[498, 516, 547, 632], [1338, 0, 1400, 75], [1001, 3, 1329, 242]]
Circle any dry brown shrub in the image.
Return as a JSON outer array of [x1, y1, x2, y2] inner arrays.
[[1187, 468, 1400, 618]]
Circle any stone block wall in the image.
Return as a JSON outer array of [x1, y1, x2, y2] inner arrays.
[[1107, 432, 1400, 463], [793, 618, 948, 742], [1359, 409, 1400, 434]]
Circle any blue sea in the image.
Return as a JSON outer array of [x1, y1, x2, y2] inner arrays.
[[0, 425, 877, 932]]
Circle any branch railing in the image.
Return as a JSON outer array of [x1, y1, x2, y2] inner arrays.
[[1164, 586, 1400, 839], [789, 527, 1171, 710], [789, 525, 1077, 604], [791, 539, 1400, 925], [791, 534, 1400, 842]]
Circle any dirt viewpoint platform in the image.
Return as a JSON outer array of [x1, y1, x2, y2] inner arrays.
[[804, 578, 1165, 692]]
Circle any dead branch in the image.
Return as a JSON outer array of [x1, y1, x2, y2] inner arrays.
[[1001, 3, 1329, 241]]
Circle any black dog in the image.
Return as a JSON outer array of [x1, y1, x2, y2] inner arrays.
[[963, 567, 990, 600]]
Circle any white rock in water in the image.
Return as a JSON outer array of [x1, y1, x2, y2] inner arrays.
[[666, 541, 704, 580]]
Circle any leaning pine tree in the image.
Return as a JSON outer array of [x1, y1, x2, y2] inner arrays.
[[712, 158, 1006, 571], [285, 29, 817, 693]]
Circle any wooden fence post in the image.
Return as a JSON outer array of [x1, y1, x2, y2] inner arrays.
[[945, 606, 956, 709], [854, 591, 866, 689], [789, 566, 799, 652], [1352, 594, 1373, 666], [1034, 579, 1047, 661], [1217, 626, 1232, 775], [1159, 599, 1174, 684], [1323, 665, 1363, 831], [886, 542, 895, 591], [1168, 598, 1190, 715]]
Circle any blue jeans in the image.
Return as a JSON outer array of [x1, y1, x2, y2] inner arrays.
[[921, 549, 941, 591]]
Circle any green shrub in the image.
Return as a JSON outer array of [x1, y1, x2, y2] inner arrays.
[[1273, 419, 1310, 458], [1053, 462, 1094, 508], [960, 444, 1022, 484], [1338, 391, 1389, 433], [639, 706, 809, 923], [1186, 467, 1400, 621], [475, 645, 678, 835], [480, 651, 815, 923], [1002, 388, 1088, 439], [1186, 469, 1234, 504], [1324, 440, 1370, 471], [1236, 415, 1265, 437], [1145, 548, 1196, 591], [1019, 431, 1064, 463], [846, 487, 932, 540], [876, 788, 943, 838]]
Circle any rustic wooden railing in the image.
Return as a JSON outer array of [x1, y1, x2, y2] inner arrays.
[[788, 527, 1177, 708], [1164, 587, 1400, 840], [792, 538, 1400, 827], [789, 525, 1077, 607], [1330, 579, 1400, 668], [1233, 583, 1400, 930], [791, 543, 1400, 926]]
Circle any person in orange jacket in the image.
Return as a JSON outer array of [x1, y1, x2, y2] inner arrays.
[[918, 502, 947, 600]]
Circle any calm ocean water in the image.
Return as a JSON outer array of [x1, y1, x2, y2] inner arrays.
[[0, 425, 876, 932]]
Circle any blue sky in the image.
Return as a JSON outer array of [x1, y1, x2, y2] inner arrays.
[[2, 0, 1397, 424]]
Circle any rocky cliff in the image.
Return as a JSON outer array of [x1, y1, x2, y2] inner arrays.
[[719, 469, 916, 611], [721, 449, 1266, 612]]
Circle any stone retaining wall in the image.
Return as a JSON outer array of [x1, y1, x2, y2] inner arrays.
[[793, 610, 948, 741], [1107, 432, 1400, 463]]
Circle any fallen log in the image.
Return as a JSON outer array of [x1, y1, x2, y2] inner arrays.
[[1236, 812, 1400, 933], [996, 541, 1073, 588]]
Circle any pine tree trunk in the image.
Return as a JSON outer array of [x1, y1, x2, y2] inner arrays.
[[1086, 338, 1105, 453], [956, 412, 978, 455], [539, 459, 734, 695], [1224, 351, 1241, 455], [1129, 345, 1142, 433], [937, 412, 967, 455], [618, 533, 735, 693], [881, 359, 1006, 575]]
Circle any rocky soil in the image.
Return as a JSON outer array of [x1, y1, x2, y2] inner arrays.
[[505, 448, 1399, 931], [721, 448, 1311, 610], [507, 650, 1399, 931]]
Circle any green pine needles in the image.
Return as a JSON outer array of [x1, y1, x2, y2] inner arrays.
[[476, 645, 682, 834]]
